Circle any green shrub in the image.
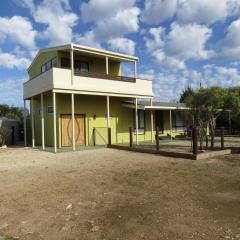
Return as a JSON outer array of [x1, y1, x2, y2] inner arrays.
[[0, 127, 12, 147]]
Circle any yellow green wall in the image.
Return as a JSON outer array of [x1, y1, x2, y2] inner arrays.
[[28, 51, 58, 79], [32, 94, 186, 147], [32, 94, 154, 147]]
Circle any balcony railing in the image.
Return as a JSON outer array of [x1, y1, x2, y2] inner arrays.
[[74, 70, 136, 83]]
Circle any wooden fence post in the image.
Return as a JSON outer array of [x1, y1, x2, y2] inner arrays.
[[93, 127, 96, 146], [192, 126, 198, 155], [205, 135, 208, 150], [129, 127, 133, 147], [108, 127, 111, 146], [221, 127, 224, 150], [156, 127, 159, 151]]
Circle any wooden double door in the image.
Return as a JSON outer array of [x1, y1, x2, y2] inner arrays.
[[61, 114, 85, 147]]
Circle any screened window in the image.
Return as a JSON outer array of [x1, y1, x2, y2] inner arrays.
[[172, 112, 185, 132], [74, 60, 89, 72], [51, 58, 57, 67], [41, 58, 57, 73], [41, 64, 46, 73], [134, 109, 145, 134], [61, 58, 70, 68], [47, 106, 53, 114]]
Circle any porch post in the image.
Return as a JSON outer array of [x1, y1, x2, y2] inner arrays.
[[150, 98, 154, 143], [53, 92, 57, 153], [135, 98, 139, 145], [23, 99, 27, 147], [31, 97, 35, 148], [170, 110, 172, 142], [41, 93, 45, 150], [70, 46, 74, 85], [106, 56, 109, 75], [134, 61, 137, 79], [106, 96, 110, 128], [71, 93, 75, 151]]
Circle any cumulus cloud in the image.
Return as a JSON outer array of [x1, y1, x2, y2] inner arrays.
[[79, 0, 139, 48], [74, 31, 101, 48], [214, 19, 240, 60], [141, 0, 240, 25], [0, 16, 37, 49], [176, 0, 228, 25], [141, 0, 177, 24], [22, 0, 78, 46], [144, 23, 212, 69], [0, 77, 25, 106], [108, 38, 135, 55], [0, 51, 31, 70], [140, 64, 240, 101]]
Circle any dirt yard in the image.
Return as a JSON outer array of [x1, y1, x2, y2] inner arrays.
[[0, 147, 240, 240]]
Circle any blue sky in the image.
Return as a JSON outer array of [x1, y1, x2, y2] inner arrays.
[[0, 0, 240, 106]]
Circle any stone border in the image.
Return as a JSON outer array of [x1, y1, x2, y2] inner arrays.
[[108, 144, 236, 160]]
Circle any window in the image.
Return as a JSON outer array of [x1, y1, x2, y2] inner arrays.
[[51, 58, 57, 67], [74, 60, 89, 72], [47, 106, 53, 114], [41, 57, 57, 73], [61, 58, 70, 68], [46, 61, 51, 71], [172, 112, 185, 132], [134, 109, 145, 134], [41, 64, 46, 73]]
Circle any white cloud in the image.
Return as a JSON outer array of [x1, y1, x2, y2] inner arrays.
[[0, 16, 37, 49], [0, 51, 31, 70], [74, 31, 101, 48], [141, 0, 240, 25], [80, 0, 140, 43], [0, 77, 25, 106], [144, 27, 165, 52], [177, 0, 228, 25], [81, 0, 136, 23], [146, 64, 240, 101], [108, 38, 135, 55], [141, 0, 177, 24], [144, 23, 212, 69], [22, 0, 78, 46], [220, 19, 240, 48], [211, 19, 240, 61]]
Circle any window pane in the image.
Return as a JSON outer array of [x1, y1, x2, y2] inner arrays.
[[47, 106, 53, 114], [46, 61, 51, 70], [41, 65, 46, 73], [51, 58, 57, 67], [61, 58, 70, 68], [138, 110, 145, 129], [80, 62, 89, 72]]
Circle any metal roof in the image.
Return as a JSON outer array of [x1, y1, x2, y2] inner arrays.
[[122, 101, 189, 110], [28, 43, 138, 71]]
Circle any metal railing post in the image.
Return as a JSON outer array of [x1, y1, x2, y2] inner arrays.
[[129, 127, 133, 147], [221, 127, 224, 150], [192, 126, 198, 155], [108, 127, 111, 146], [156, 127, 159, 151]]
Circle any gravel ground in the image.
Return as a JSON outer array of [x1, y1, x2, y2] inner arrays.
[[0, 147, 240, 240]]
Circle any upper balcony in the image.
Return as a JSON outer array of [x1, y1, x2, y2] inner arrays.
[[24, 44, 153, 99], [24, 67, 153, 99]]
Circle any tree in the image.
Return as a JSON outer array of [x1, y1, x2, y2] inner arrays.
[[179, 86, 194, 103], [0, 104, 24, 122], [180, 86, 226, 148], [0, 127, 12, 147]]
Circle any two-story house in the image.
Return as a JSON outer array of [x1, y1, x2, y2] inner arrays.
[[23, 43, 187, 152]]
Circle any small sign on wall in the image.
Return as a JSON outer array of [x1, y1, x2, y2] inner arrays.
[[105, 114, 112, 119]]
